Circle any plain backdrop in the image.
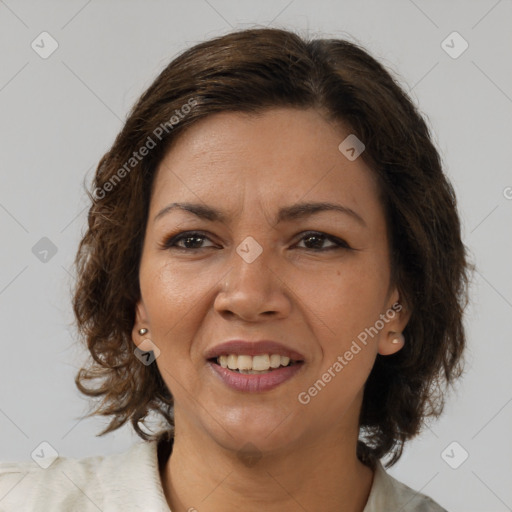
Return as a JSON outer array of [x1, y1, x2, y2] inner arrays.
[[1, 1, 511, 511]]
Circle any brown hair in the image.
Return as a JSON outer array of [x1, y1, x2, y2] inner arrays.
[[72, 27, 473, 468]]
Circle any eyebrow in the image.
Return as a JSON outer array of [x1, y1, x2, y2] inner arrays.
[[154, 201, 367, 227]]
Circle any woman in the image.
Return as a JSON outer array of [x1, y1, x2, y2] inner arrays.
[[0, 27, 471, 511]]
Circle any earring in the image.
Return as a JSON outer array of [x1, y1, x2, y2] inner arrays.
[[137, 328, 154, 352], [391, 333, 405, 344]]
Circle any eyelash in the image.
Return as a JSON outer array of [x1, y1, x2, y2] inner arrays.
[[160, 230, 352, 252]]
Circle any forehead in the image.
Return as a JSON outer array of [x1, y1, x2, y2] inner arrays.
[[150, 108, 382, 220]]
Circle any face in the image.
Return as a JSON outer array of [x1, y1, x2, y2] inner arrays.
[[133, 107, 409, 454]]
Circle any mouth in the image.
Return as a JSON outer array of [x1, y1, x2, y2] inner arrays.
[[204, 340, 306, 392], [207, 354, 305, 392]]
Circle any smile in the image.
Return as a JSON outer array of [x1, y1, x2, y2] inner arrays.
[[216, 353, 299, 373], [208, 355, 304, 392]]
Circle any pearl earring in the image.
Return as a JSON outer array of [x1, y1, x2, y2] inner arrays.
[[391, 333, 405, 344], [137, 328, 154, 352]]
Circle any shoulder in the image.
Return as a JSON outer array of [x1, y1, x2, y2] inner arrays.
[[364, 460, 448, 512], [0, 440, 170, 512]]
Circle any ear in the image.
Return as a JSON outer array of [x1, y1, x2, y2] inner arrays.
[[132, 299, 150, 350], [377, 287, 412, 356]]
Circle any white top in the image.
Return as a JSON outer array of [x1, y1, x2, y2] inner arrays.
[[0, 439, 447, 511]]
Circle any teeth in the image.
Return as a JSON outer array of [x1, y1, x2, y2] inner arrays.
[[269, 354, 281, 368], [252, 354, 270, 371], [227, 354, 237, 370], [216, 354, 295, 372], [237, 355, 252, 370]]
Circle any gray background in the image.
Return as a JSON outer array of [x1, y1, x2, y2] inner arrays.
[[1, 1, 511, 510]]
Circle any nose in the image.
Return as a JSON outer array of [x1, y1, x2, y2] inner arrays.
[[213, 244, 292, 323]]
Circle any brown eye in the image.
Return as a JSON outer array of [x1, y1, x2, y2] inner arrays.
[[295, 231, 351, 251], [162, 231, 215, 250]]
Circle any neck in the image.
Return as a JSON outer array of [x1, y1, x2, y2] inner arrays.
[[160, 422, 374, 512]]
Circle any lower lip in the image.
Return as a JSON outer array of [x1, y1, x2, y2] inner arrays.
[[208, 361, 304, 392]]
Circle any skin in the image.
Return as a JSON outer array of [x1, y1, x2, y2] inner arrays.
[[132, 107, 411, 512]]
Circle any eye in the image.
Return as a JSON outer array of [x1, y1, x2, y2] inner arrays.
[[160, 231, 216, 250], [160, 230, 352, 252], [295, 231, 351, 251]]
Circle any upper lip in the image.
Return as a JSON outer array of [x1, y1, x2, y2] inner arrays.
[[204, 340, 305, 361]]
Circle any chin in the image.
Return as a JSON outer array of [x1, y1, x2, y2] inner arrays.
[[204, 407, 303, 455]]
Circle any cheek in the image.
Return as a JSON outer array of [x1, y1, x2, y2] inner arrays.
[[142, 258, 206, 316], [293, 254, 390, 347], [140, 262, 210, 400], [140, 260, 208, 356]]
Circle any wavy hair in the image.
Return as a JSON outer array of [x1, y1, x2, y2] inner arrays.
[[72, 27, 473, 468]]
